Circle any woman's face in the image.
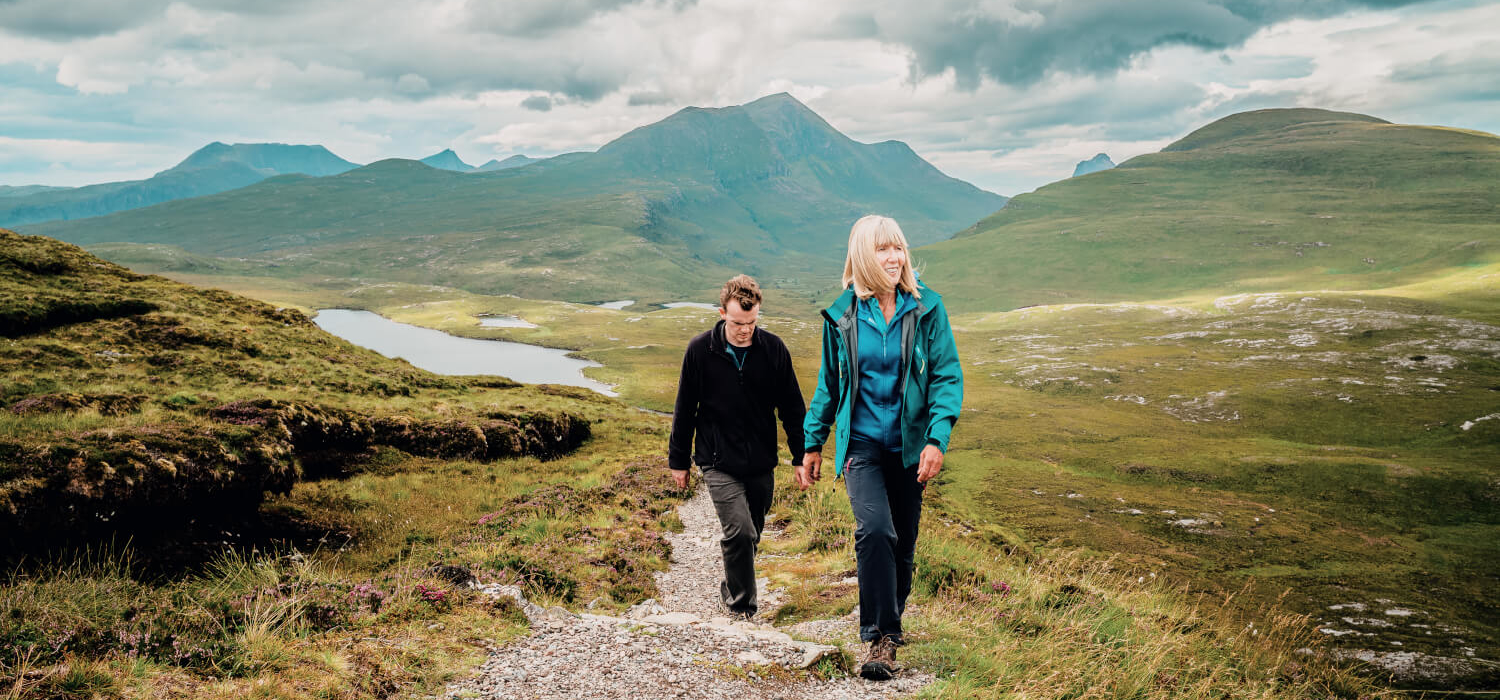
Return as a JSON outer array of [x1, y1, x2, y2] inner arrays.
[[876, 241, 907, 286]]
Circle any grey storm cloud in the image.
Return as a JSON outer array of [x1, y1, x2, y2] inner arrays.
[[520, 95, 554, 111], [626, 91, 673, 106], [0, 0, 162, 38], [0, 0, 640, 101], [0, 0, 326, 38], [851, 0, 1436, 89], [1389, 52, 1500, 102], [464, 0, 679, 36]]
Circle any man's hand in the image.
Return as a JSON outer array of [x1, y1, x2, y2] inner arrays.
[[916, 444, 944, 483], [796, 451, 822, 490], [670, 468, 690, 489]]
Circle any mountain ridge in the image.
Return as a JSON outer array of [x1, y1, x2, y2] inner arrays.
[[420, 149, 475, 172], [28, 93, 1006, 304], [0, 142, 359, 227]]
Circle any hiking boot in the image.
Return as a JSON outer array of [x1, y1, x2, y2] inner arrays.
[[859, 635, 898, 680], [717, 598, 755, 622]]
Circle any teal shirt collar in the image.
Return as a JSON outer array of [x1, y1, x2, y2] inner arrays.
[[858, 289, 916, 334]]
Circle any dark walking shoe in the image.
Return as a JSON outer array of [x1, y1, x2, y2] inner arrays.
[[859, 635, 898, 680], [717, 599, 755, 622]]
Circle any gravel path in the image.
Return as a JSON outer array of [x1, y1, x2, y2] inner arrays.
[[652, 485, 786, 619], [440, 480, 934, 700]]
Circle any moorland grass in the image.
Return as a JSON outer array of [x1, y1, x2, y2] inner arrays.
[[0, 232, 688, 697], [6, 228, 1490, 696]]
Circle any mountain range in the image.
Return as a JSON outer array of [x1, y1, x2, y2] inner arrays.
[[419, 150, 540, 173], [26, 93, 1008, 303], [0, 143, 359, 228], [17, 102, 1495, 316]]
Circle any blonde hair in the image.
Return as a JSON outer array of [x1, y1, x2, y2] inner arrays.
[[842, 215, 920, 300]]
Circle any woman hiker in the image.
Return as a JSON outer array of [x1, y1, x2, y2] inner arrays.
[[796, 215, 964, 681]]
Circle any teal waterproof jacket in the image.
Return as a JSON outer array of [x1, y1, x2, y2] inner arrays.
[[803, 280, 964, 476]]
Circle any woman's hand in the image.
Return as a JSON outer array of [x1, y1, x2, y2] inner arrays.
[[797, 451, 822, 490], [917, 444, 944, 483]]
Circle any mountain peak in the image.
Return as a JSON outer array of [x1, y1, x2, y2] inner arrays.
[[1072, 153, 1115, 178], [166, 142, 357, 177], [420, 149, 475, 172], [745, 92, 800, 107]]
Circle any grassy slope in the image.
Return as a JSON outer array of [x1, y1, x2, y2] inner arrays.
[[0, 230, 685, 698], [920, 109, 1500, 313]]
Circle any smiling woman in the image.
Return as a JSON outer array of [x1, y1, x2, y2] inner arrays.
[[799, 214, 965, 680]]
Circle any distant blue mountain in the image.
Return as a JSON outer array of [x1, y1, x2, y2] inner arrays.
[[0, 185, 71, 199], [32, 93, 1008, 303], [1072, 153, 1115, 177], [419, 149, 475, 172], [0, 143, 359, 227], [475, 155, 539, 172]]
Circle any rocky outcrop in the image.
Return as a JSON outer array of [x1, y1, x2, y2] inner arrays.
[[1072, 153, 1115, 177]]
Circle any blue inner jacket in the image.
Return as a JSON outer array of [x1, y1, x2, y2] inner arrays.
[[849, 290, 916, 450]]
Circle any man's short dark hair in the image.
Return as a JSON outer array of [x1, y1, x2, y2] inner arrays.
[[719, 275, 762, 311]]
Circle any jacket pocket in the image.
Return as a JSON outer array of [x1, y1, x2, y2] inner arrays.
[[697, 422, 722, 466]]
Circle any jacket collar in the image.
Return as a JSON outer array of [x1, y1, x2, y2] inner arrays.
[[823, 280, 941, 326], [709, 319, 760, 354]]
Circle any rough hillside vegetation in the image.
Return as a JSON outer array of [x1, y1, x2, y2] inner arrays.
[[1, 229, 710, 698], [0, 229, 589, 558]]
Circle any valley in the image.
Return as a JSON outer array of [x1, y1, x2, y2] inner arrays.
[[3, 102, 1497, 697]]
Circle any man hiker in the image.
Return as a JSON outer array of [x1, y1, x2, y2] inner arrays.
[[668, 274, 806, 620]]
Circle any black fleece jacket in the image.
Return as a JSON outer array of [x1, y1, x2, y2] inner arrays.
[[668, 321, 806, 476]]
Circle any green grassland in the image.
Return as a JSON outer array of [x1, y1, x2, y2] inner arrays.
[[2, 231, 1395, 699], [921, 109, 1500, 313], [937, 275, 1499, 687], [194, 258, 1498, 689]]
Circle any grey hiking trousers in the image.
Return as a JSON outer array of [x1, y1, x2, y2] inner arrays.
[[703, 468, 774, 614]]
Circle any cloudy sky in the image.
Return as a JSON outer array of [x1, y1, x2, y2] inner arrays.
[[2, 0, 1497, 195]]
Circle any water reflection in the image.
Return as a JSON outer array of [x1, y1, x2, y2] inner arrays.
[[478, 314, 537, 328]]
